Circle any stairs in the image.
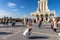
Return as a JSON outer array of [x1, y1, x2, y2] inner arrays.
[[41, 22, 51, 29]]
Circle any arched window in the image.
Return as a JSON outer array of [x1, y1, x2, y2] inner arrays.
[[32, 14, 34, 16], [45, 14, 48, 18], [36, 15, 39, 17], [50, 14, 54, 16], [40, 14, 43, 18]]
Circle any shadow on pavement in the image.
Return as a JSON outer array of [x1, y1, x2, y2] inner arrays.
[[28, 36, 49, 39], [42, 25, 51, 26], [40, 27, 51, 29], [40, 25, 51, 29], [0, 25, 26, 28], [12, 25, 26, 27], [0, 32, 13, 35]]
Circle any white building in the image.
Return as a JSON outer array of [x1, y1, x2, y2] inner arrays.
[[31, 0, 56, 22]]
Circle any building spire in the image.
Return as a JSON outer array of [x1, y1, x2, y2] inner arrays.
[[38, 0, 48, 12]]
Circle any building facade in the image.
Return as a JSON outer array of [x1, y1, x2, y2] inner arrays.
[[31, 0, 56, 22]]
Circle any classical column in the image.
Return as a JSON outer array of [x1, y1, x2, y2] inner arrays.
[[24, 18, 26, 25], [44, 1, 46, 11], [47, 17, 50, 22], [47, 14, 50, 22], [40, 18, 41, 20], [42, 2, 44, 12], [46, 1, 48, 10], [41, 2, 43, 12], [43, 14, 46, 22], [32, 19, 34, 24], [24, 15, 26, 25], [36, 17, 38, 23], [40, 2, 43, 12]]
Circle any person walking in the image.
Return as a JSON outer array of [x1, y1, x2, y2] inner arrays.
[[12, 20, 16, 26], [2, 19, 5, 25], [5, 19, 8, 25], [27, 20, 32, 35], [51, 20, 54, 29], [23, 20, 32, 38], [38, 20, 42, 28]]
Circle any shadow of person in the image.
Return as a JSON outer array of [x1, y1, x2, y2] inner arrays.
[[0, 25, 26, 28], [28, 36, 49, 39], [12, 25, 26, 27], [0, 32, 13, 35]]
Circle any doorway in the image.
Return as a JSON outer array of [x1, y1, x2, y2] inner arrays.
[[41, 18, 43, 21], [46, 18, 48, 21]]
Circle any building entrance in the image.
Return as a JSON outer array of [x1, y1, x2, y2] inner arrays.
[[41, 18, 43, 21], [46, 18, 48, 21]]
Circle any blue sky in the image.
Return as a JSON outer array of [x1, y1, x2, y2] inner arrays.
[[0, 0, 60, 18]]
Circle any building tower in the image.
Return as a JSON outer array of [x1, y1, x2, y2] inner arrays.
[[38, 0, 49, 12], [31, 0, 56, 22]]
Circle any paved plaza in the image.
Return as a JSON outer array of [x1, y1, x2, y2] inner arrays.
[[0, 22, 59, 40]]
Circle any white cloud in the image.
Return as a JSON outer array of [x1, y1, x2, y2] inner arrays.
[[21, 6, 24, 8], [8, 2, 16, 8], [0, 10, 12, 18]]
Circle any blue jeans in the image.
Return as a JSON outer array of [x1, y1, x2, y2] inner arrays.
[[38, 24, 41, 28]]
